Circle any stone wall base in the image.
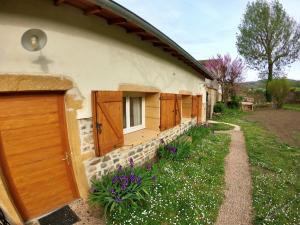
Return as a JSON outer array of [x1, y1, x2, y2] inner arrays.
[[84, 119, 196, 185]]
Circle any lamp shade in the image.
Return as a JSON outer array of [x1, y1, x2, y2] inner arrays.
[[21, 29, 47, 51]]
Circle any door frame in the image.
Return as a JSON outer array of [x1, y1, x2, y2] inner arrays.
[[0, 91, 79, 222]]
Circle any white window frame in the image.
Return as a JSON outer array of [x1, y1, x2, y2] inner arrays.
[[123, 95, 145, 134]]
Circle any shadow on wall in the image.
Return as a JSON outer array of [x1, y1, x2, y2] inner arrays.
[[32, 52, 53, 73]]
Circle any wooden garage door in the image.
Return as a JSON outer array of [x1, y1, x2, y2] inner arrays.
[[0, 93, 78, 221]]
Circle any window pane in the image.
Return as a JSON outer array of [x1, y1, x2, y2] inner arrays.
[[123, 97, 126, 128], [130, 97, 142, 127]]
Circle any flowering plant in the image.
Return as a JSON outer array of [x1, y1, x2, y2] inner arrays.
[[158, 138, 192, 161], [89, 158, 156, 217]]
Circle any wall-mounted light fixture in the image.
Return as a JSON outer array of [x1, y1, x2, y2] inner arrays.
[[21, 29, 47, 51]]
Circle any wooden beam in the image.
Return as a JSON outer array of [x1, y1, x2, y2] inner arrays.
[[107, 18, 127, 25], [126, 28, 145, 34], [54, 0, 65, 6], [163, 47, 176, 52], [153, 42, 169, 47], [140, 36, 159, 41], [85, 7, 102, 15], [172, 53, 181, 57]]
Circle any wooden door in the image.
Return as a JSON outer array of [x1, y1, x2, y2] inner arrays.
[[0, 93, 78, 221], [92, 91, 124, 157]]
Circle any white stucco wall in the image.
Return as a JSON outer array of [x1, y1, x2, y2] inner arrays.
[[0, 0, 206, 119]]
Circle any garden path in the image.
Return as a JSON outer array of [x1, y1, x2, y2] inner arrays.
[[208, 120, 253, 225]]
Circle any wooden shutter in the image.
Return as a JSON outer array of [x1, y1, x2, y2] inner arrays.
[[192, 95, 203, 124], [160, 93, 182, 131], [198, 95, 203, 124], [191, 96, 198, 118], [160, 93, 175, 131], [175, 95, 182, 125], [92, 91, 124, 156]]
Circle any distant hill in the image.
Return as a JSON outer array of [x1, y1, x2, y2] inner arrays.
[[241, 79, 300, 90]]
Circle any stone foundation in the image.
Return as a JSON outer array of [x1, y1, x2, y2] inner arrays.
[[84, 119, 196, 185], [79, 118, 95, 153]]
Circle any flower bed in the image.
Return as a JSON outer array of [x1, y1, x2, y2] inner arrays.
[[89, 126, 230, 225]]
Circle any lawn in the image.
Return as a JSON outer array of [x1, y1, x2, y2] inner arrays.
[[214, 109, 300, 225], [91, 126, 230, 225], [283, 103, 300, 112], [209, 123, 234, 131]]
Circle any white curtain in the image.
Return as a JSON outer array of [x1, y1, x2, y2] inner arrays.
[[130, 97, 142, 127]]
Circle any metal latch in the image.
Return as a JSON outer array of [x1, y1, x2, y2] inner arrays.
[[96, 122, 102, 134]]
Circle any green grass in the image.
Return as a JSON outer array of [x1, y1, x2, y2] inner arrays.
[[214, 110, 300, 225], [209, 123, 234, 131], [109, 126, 230, 225], [283, 103, 300, 112]]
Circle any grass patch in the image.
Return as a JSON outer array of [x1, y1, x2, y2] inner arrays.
[[209, 123, 234, 131], [107, 126, 230, 225], [214, 110, 300, 225], [283, 103, 300, 112]]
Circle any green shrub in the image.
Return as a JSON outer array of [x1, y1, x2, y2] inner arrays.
[[158, 138, 192, 161], [267, 78, 290, 108], [214, 101, 226, 113], [89, 158, 156, 217], [186, 125, 211, 141], [227, 95, 243, 109]]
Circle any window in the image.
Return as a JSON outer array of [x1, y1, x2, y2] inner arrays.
[[123, 95, 145, 134]]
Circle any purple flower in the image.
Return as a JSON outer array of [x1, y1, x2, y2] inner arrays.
[[110, 188, 116, 195], [129, 158, 134, 168], [114, 196, 123, 203], [166, 145, 177, 154], [129, 172, 136, 182], [120, 176, 129, 190], [146, 164, 152, 171], [121, 183, 128, 191], [112, 175, 119, 184], [136, 176, 142, 186]]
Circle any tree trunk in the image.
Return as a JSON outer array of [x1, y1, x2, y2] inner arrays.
[[266, 62, 273, 102], [221, 84, 225, 102]]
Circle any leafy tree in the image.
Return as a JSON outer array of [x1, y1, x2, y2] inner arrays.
[[236, 0, 300, 101], [267, 78, 290, 108], [204, 54, 245, 102]]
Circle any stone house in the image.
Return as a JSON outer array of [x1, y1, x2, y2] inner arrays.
[[0, 0, 213, 224]]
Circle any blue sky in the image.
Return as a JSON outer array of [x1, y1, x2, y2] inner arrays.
[[115, 0, 300, 81]]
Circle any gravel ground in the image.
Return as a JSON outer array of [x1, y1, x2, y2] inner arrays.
[[213, 122, 253, 225], [70, 199, 105, 225]]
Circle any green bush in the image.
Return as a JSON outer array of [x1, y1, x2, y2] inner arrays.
[[158, 138, 192, 161], [227, 95, 243, 109], [89, 158, 156, 217], [267, 78, 290, 108], [214, 101, 226, 113]]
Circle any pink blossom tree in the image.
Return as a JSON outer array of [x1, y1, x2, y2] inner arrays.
[[204, 54, 245, 102]]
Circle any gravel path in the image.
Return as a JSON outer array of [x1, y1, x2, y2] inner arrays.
[[209, 121, 253, 225]]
